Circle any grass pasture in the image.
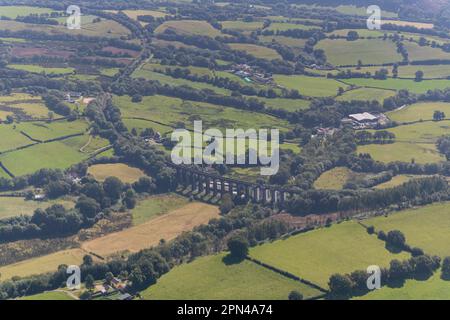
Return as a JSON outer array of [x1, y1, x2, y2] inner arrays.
[[258, 97, 310, 111], [404, 42, 450, 62], [81, 202, 220, 257], [228, 43, 281, 60], [366, 202, 450, 257], [8, 64, 74, 75], [114, 95, 292, 132], [19, 291, 76, 300], [0, 6, 55, 18], [87, 163, 145, 184], [0, 125, 35, 152], [0, 138, 90, 176], [16, 120, 88, 141], [221, 20, 264, 31], [314, 167, 352, 190], [337, 87, 396, 102], [155, 20, 221, 37], [316, 39, 402, 66], [141, 253, 322, 300], [132, 194, 189, 225], [250, 221, 408, 288], [388, 102, 450, 123], [0, 249, 85, 280], [356, 272, 450, 300], [267, 22, 320, 32], [358, 142, 444, 164], [0, 197, 74, 219], [343, 78, 450, 94], [274, 75, 346, 97], [357, 121, 450, 164]]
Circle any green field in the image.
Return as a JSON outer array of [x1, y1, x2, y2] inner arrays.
[[258, 97, 310, 111], [356, 272, 450, 300], [267, 22, 320, 32], [316, 39, 402, 66], [358, 142, 444, 164], [404, 42, 450, 62], [221, 20, 264, 31], [0, 197, 74, 219], [337, 87, 396, 102], [114, 95, 293, 132], [0, 6, 55, 18], [366, 202, 450, 257], [19, 291, 76, 300], [155, 20, 221, 37], [343, 78, 450, 94], [228, 43, 281, 60], [373, 175, 423, 189], [357, 120, 448, 162], [388, 102, 450, 123], [314, 167, 352, 190], [0, 137, 90, 176], [8, 64, 74, 75], [16, 120, 88, 141], [141, 253, 322, 300], [132, 194, 190, 225], [342, 64, 450, 79], [0, 19, 130, 38], [274, 75, 346, 97], [250, 221, 409, 288], [132, 68, 230, 95], [0, 125, 35, 152]]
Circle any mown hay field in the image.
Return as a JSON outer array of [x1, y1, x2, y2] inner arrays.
[[87, 163, 145, 184], [81, 202, 220, 257], [131, 194, 190, 226], [0, 249, 86, 280]]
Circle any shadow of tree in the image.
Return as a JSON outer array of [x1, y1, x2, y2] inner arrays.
[[222, 254, 245, 265]]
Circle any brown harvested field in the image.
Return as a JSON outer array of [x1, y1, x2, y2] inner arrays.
[[81, 202, 220, 257], [87, 163, 145, 183], [382, 20, 434, 29], [0, 249, 86, 280], [155, 20, 222, 37]]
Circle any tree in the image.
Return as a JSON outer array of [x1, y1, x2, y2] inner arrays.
[[132, 94, 142, 103], [105, 272, 114, 284], [288, 290, 303, 300], [85, 274, 95, 291], [220, 193, 234, 214], [227, 236, 249, 260], [433, 110, 445, 121], [328, 274, 354, 298], [346, 31, 359, 41], [80, 291, 92, 300], [415, 70, 424, 82], [386, 230, 406, 248], [103, 176, 124, 200], [83, 255, 93, 266], [441, 257, 450, 279]]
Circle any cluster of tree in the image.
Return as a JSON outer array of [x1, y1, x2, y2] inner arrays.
[[355, 130, 396, 145], [343, 171, 394, 190], [437, 136, 450, 160], [328, 254, 441, 299], [287, 176, 449, 215], [42, 94, 72, 117]]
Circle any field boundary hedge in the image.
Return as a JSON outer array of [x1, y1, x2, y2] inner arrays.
[[245, 256, 329, 294]]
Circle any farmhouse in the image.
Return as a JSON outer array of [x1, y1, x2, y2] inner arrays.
[[345, 112, 390, 129]]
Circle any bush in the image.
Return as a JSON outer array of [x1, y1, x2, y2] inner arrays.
[[227, 236, 249, 260], [288, 290, 303, 300]]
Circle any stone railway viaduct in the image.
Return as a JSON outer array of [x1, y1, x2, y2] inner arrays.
[[173, 165, 299, 206]]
